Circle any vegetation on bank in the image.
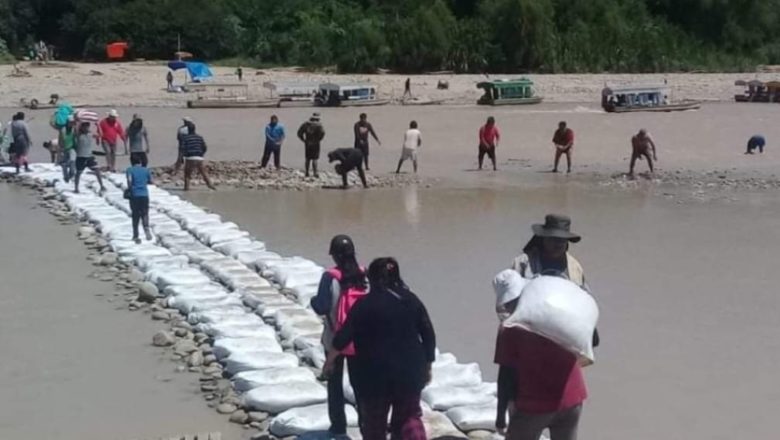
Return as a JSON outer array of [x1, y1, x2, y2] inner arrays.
[[1, 0, 778, 73]]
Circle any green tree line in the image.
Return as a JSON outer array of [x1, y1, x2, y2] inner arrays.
[[1, 0, 778, 72]]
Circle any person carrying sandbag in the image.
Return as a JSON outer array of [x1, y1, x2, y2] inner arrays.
[[311, 235, 368, 438], [494, 214, 599, 439]]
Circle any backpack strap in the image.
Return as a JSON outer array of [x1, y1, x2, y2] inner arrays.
[[327, 267, 342, 280]]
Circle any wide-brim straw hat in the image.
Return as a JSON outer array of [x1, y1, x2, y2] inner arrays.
[[531, 214, 581, 243]]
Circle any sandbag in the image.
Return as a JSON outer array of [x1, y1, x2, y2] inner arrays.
[[232, 367, 317, 392], [212, 336, 283, 359], [244, 382, 327, 414], [422, 383, 496, 411], [507, 276, 599, 363], [423, 409, 468, 439], [434, 352, 458, 367], [241, 291, 289, 310], [446, 402, 499, 432], [279, 319, 324, 342], [273, 308, 319, 328], [300, 346, 325, 369], [271, 403, 358, 437], [188, 309, 256, 325], [224, 351, 300, 375], [197, 320, 276, 339], [429, 363, 483, 388]]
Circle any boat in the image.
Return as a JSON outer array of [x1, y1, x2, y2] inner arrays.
[[315, 82, 389, 107], [734, 79, 780, 102], [601, 85, 701, 113], [186, 98, 280, 109], [264, 81, 317, 107], [477, 78, 544, 105]]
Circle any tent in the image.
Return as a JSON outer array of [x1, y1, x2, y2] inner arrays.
[[167, 60, 213, 82], [106, 42, 129, 60]]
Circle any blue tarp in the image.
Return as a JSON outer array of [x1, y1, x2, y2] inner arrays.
[[167, 61, 213, 82]]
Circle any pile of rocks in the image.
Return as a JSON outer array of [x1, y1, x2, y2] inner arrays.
[[151, 161, 425, 191]]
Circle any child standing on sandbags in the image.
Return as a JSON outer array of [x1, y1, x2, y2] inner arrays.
[[311, 235, 367, 437], [126, 153, 153, 244]]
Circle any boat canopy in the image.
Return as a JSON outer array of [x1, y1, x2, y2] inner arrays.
[[319, 82, 376, 92], [477, 78, 534, 89], [735, 79, 765, 87], [765, 81, 780, 90], [263, 81, 319, 95], [602, 85, 668, 96], [167, 60, 213, 82]]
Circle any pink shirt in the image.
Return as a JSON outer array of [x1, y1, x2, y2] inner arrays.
[[479, 124, 500, 147], [98, 118, 126, 144]]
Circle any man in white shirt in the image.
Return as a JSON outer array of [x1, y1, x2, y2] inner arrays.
[[396, 120, 422, 174]]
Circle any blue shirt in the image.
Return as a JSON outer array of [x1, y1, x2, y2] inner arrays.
[[126, 165, 151, 197], [265, 123, 285, 145], [749, 135, 766, 146]]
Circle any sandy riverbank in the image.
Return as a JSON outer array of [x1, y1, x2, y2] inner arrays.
[[1, 61, 778, 108]]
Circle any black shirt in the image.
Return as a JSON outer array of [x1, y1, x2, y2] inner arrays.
[[329, 148, 363, 169], [333, 286, 436, 398]]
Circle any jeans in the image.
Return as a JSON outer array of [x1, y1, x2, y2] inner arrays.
[[261, 142, 281, 168], [60, 149, 76, 182], [328, 354, 360, 435], [361, 393, 425, 440], [506, 404, 583, 440]]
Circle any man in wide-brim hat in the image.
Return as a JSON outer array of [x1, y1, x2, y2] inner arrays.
[[511, 214, 585, 286], [297, 112, 325, 178]]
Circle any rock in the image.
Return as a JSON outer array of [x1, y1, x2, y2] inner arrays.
[[78, 226, 96, 237], [188, 351, 204, 367], [229, 410, 249, 424], [248, 411, 269, 423], [189, 366, 202, 373], [203, 354, 217, 366], [201, 383, 218, 392], [173, 340, 198, 356], [174, 328, 189, 337], [173, 320, 192, 330], [199, 344, 213, 354], [127, 268, 144, 282], [152, 331, 175, 347], [221, 395, 242, 407], [137, 282, 159, 303], [194, 332, 209, 344], [217, 403, 237, 414], [175, 365, 187, 373], [128, 302, 141, 311], [151, 311, 169, 321]]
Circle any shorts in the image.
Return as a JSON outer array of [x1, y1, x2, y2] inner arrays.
[[401, 148, 417, 161], [101, 140, 117, 151], [76, 156, 98, 171], [130, 152, 148, 167], [305, 144, 321, 161], [479, 144, 496, 160]]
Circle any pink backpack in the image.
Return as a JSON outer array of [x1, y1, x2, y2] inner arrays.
[[328, 267, 367, 356]]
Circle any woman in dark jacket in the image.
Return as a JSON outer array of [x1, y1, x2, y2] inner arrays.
[[327, 257, 436, 440]]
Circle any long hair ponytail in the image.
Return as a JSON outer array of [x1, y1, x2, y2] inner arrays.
[[334, 252, 366, 290]]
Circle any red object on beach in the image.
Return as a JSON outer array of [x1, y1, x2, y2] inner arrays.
[[106, 42, 129, 60]]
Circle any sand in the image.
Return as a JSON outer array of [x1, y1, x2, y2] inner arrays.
[[1, 61, 778, 108], [0, 184, 249, 440]]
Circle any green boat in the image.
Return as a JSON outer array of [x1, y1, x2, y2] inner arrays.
[[477, 78, 544, 105]]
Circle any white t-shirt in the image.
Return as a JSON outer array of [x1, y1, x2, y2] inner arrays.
[[403, 128, 422, 151]]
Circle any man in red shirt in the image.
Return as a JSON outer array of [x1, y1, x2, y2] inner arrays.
[[494, 326, 587, 440], [552, 121, 574, 173], [97, 109, 127, 172], [479, 116, 500, 171]]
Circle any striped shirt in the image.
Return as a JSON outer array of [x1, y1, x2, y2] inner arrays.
[[180, 133, 206, 157]]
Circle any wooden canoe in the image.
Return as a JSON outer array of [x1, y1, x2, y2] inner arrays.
[[477, 96, 544, 106]]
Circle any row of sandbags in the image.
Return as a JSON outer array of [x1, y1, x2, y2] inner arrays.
[[7, 165, 493, 436]]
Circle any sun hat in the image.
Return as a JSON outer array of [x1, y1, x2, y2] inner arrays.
[[531, 214, 581, 243], [310, 112, 321, 121], [493, 269, 527, 307], [108, 109, 119, 117], [183, 116, 193, 123]]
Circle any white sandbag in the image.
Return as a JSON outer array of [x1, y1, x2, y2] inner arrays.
[[446, 402, 499, 432], [279, 319, 324, 342], [270, 403, 358, 437], [422, 383, 496, 411], [232, 367, 317, 392], [509, 276, 599, 363], [213, 239, 266, 257], [146, 267, 210, 288], [241, 291, 289, 310], [224, 274, 272, 291], [429, 363, 483, 388], [273, 308, 319, 328], [207, 229, 250, 246], [236, 250, 280, 266], [224, 351, 300, 375], [289, 284, 320, 305], [434, 352, 458, 367], [423, 409, 468, 439], [262, 257, 319, 275], [168, 295, 243, 314], [244, 382, 327, 414], [163, 283, 226, 297], [136, 255, 189, 271], [293, 334, 322, 351], [197, 320, 276, 339], [188, 309, 256, 325], [300, 346, 326, 369], [279, 269, 324, 290], [213, 336, 283, 359]]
